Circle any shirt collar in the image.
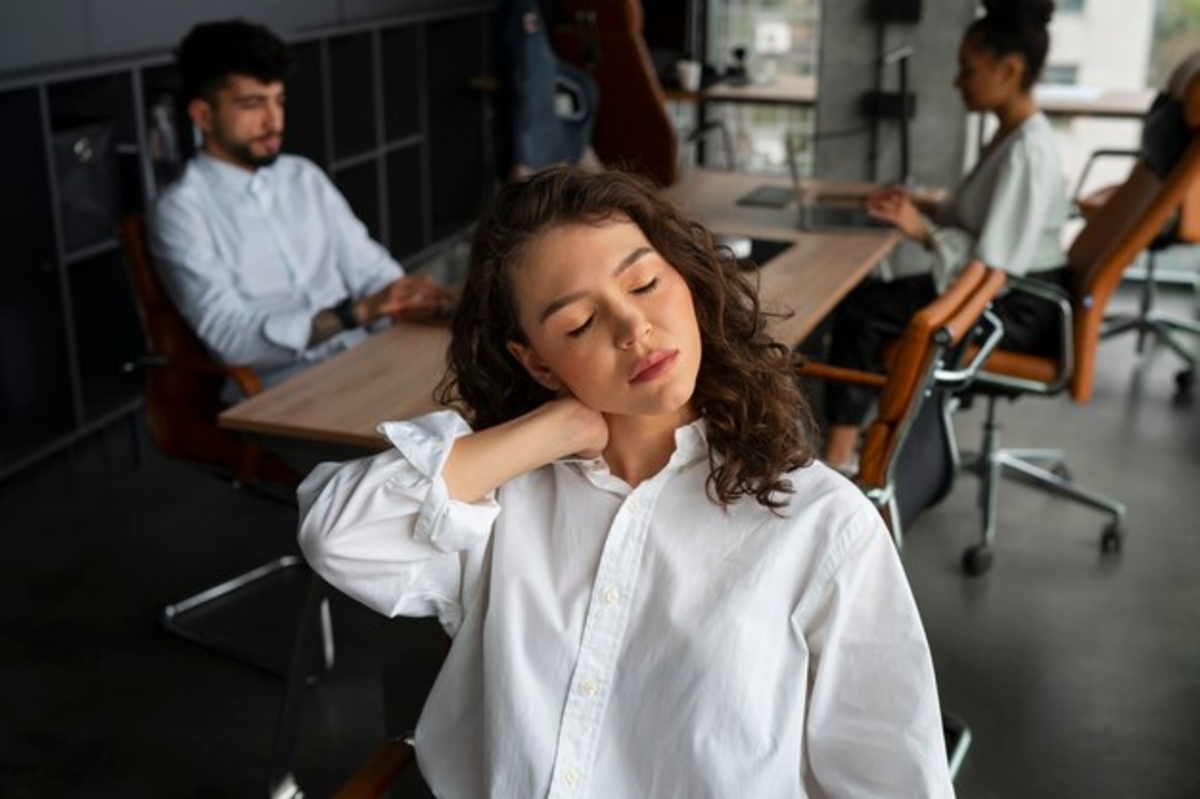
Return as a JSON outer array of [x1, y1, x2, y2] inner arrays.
[[195, 151, 273, 195], [567, 418, 710, 490]]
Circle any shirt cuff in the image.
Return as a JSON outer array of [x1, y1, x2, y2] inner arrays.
[[264, 306, 319, 354], [380, 411, 499, 553]]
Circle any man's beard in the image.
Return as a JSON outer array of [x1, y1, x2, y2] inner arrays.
[[212, 129, 282, 169]]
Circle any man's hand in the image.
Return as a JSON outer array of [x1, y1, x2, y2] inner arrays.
[[359, 275, 456, 325]]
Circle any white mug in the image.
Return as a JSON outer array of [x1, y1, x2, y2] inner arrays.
[[675, 59, 702, 92]]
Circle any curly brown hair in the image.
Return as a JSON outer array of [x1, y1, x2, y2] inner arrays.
[[437, 166, 814, 508]]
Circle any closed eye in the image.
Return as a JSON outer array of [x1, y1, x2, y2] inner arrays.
[[567, 316, 595, 337], [632, 277, 659, 294]]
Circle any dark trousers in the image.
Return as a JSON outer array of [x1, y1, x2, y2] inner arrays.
[[824, 268, 1072, 426]]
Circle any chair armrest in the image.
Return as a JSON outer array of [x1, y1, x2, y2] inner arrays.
[[795, 359, 889, 389], [976, 275, 1074, 395], [126, 354, 263, 398], [1071, 147, 1139, 203], [333, 738, 416, 799], [933, 308, 1005, 389]]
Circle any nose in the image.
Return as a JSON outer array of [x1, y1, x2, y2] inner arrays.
[[266, 99, 285, 131], [614, 304, 651, 349]]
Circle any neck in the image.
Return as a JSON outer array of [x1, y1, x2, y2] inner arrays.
[[993, 92, 1037, 138], [602, 408, 695, 488]]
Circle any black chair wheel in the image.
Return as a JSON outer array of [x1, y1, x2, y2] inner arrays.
[[1175, 369, 1194, 394], [1101, 522, 1124, 554], [962, 544, 994, 576]]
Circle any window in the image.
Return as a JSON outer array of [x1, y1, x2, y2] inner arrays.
[[1040, 64, 1080, 85]]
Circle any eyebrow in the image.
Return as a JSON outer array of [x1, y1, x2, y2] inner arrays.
[[536, 246, 653, 324]]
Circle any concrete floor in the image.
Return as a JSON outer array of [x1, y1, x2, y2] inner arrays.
[[2, 285, 1198, 799]]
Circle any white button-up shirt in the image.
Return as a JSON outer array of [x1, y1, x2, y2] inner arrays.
[[149, 153, 402, 394], [298, 411, 954, 799]]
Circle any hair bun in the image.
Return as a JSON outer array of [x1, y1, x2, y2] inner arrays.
[[982, 0, 1054, 32]]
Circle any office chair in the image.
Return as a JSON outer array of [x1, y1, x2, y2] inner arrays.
[[501, 0, 599, 174], [956, 52, 1200, 575], [1074, 50, 1200, 397], [121, 214, 333, 674], [797, 261, 1006, 550], [552, 0, 680, 185], [124, 214, 336, 799]]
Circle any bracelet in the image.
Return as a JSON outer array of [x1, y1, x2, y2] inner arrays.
[[334, 297, 360, 330], [922, 224, 942, 251]]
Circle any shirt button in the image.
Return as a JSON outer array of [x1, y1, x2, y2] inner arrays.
[[581, 678, 599, 696], [564, 767, 580, 786], [603, 586, 620, 605], [626, 498, 641, 515]]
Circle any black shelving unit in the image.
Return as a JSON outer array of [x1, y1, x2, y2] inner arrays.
[[0, 3, 497, 483]]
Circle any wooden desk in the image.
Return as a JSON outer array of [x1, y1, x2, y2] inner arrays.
[[1034, 85, 1154, 120], [220, 170, 897, 451], [665, 74, 817, 108]]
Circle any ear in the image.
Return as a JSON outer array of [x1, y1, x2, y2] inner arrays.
[[187, 97, 213, 136], [999, 53, 1025, 88], [506, 340, 563, 392]]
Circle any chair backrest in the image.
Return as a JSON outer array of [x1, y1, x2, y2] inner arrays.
[[121, 214, 289, 483], [800, 262, 1005, 542], [552, 0, 679, 185], [1066, 49, 1200, 402], [859, 262, 1006, 498], [502, 0, 599, 172]]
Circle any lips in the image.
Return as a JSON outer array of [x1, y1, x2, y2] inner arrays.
[[629, 350, 678, 383]]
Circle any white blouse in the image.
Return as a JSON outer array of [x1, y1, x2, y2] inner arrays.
[[298, 411, 955, 799], [928, 111, 1069, 291]]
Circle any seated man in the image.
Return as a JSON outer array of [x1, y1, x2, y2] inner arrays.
[[150, 19, 452, 400]]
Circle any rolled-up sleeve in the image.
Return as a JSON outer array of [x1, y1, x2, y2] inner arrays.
[[796, 509, 955, 798], [298, 410, 500, 635]]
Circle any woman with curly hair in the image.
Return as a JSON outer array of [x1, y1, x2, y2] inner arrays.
[[298, 166, 953, 798]]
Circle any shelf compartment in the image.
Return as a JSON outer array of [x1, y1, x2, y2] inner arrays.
[[333, 159, 383, 244], [329, 32, 378, 161], [386, 144, 427, 259], [67, 249, 145, 424]]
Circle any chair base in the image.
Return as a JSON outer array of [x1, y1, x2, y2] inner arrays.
[[161, 556, 334, 679], [958, 397, 1126, 575], [1101, 248, 1200, 396], [943, 713, 972, 781], [1103, 309, 1200, 394]]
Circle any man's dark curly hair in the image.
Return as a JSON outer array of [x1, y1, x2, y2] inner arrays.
[[437, 166, 815, 508], [177, 19, 293, 103]]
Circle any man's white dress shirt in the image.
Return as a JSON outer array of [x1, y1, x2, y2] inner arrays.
[[149, 153, 402, 394], [298, 411, 955, 799]]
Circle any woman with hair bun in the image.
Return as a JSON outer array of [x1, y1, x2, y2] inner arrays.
[[823, 0, 1069, 472]]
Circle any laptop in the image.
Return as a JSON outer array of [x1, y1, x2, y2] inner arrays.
[[736, 132, 889, 231]]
